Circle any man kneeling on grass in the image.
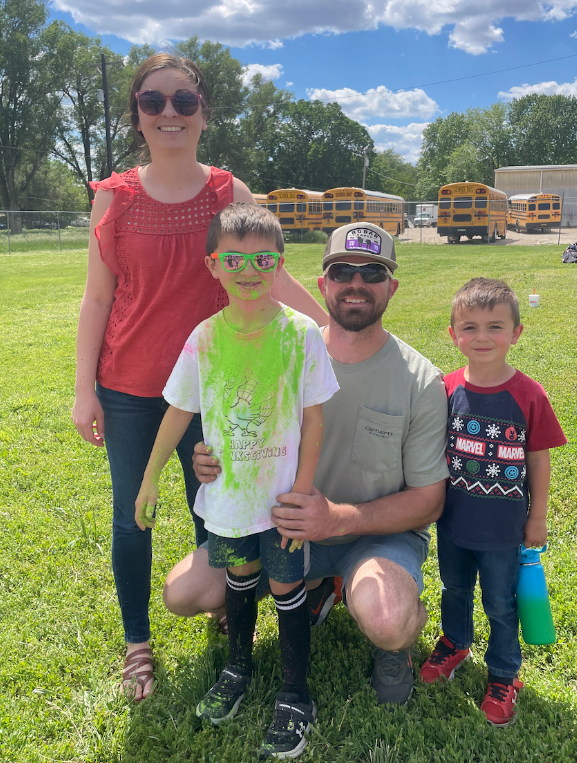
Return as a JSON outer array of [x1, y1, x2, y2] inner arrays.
[[135, 204, 339, 759], [165, 222, 450, 710]]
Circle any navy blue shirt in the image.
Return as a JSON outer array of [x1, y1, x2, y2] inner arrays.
[[438, 368, 566, 550]]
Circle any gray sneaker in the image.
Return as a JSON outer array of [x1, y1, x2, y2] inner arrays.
[[370, 648, 414, 706]]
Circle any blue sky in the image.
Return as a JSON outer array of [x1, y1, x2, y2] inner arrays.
[[50, 2, 577, 163]]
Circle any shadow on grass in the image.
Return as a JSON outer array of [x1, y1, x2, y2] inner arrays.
[[118, 606, 576, 763]]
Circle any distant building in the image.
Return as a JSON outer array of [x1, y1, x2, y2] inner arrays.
[[494, 165, 577, 226]]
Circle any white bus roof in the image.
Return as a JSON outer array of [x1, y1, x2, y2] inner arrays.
[[508, 193, 560, 201], [268, 188, 321, 195], [325, 187, 404, 202]]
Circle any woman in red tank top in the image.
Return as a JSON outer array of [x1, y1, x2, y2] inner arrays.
[[72, 54, 326, 701]]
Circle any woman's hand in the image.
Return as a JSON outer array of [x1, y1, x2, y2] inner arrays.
[[72, 390, 105, 446]]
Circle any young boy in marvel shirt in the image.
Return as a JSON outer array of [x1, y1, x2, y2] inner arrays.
[[420, 278, 566, 727]]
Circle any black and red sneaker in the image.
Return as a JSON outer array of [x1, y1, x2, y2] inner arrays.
[[419, 635, 472, 684], [307, 577, 343, 627], [481, 677, 523, 727]]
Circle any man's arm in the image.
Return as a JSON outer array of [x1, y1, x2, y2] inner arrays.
[[272, 479, 446, 543]]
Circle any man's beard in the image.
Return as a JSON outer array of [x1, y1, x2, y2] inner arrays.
[[326, 285, 389, 332]]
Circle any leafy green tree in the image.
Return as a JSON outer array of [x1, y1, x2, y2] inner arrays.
[[0, 0, 70, 230], [240, 74, 293, 193], [368, 149, 417, 199], [23, 158, 87, 212], [508, 94, 577, 165], [53, 34, 149, 205], [444, 142, 483, 185], [416, 111, 471, 199], [263, 100, 372, 191], [174, 38, 247, 173]]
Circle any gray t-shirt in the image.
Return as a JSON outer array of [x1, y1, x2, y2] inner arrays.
[[315, 332, 450, 545]]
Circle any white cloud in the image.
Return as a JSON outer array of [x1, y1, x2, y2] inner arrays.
[[307, 85, 438, 120], [367, 122, 429, 164], [267, 39, 284, 49], [242, 63, 284, 86], [286, 81, 294, 86], [570, 30, 577, 37], [53, 0, 577, 54], [498, 78, 577, 100]]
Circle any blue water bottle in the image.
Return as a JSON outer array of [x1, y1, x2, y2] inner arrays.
[[516, 545, 556, 645]]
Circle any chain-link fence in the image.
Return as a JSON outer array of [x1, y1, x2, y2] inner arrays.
[[0, 210, 90, 254], [402, 196, 577, 247]]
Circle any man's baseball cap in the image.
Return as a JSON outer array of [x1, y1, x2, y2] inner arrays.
[[322, 222, 397, 273]]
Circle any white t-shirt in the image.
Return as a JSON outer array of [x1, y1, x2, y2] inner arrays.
[[163, 305, 339, 537]]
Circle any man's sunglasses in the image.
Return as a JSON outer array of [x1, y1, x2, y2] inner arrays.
[[325, 261, 391, 284], [210, 252, 280, 272], [135, 90, 203, 117]]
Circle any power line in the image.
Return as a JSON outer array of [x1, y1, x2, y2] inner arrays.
[[309, 53, 577, 100], [367, 166, 418, 187]]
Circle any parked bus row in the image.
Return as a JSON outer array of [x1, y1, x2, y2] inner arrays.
[[436, 183, 563, 243], [254, 187, 404, 237]]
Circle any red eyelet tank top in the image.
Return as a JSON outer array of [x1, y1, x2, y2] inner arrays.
[[90, 166, 233, 397]]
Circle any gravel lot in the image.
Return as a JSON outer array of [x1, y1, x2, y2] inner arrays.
[[399, 225, 574, 246]]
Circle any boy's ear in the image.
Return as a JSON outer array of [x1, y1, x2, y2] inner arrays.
[[511, 323, 524, 344], [277, 255, 285, 272], [449, 325, 458, 346], [205, 255, 220, 280]]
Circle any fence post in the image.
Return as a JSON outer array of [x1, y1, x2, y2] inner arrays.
[[57, 211, 62, 252], [7, 211, 10, 255], [558, 192, 563, 246], [487, 197, 491, 244]]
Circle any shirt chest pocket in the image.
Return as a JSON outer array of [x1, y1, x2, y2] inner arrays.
[[352, 407, 405, 473]]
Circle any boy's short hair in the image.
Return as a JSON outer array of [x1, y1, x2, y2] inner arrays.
[[451, 278, 521, 328], [206, 203, 284, 255]]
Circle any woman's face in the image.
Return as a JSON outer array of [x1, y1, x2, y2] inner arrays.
[[136, 68, 207, 154]]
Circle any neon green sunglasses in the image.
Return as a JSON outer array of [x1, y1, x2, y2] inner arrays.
[[210, 252, 280, 272]]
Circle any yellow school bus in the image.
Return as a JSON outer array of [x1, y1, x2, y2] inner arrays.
[[266, 189, 324, 232], [322, 188, 404, 236], [507, 193, 562, 232], [253, 193, 268, 208], [437, 182, 507, 243]]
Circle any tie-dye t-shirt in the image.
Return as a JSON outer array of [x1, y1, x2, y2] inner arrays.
[[163, 305, 339, 537]]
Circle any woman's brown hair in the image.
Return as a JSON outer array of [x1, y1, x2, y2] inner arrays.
[[129, 53, 211, 148]]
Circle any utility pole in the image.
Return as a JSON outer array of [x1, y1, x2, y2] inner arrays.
[[100, 53, 113, 177], [362, 145, 369, 190]]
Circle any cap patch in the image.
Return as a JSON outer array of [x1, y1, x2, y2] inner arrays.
[[345, 228, 382, 255]]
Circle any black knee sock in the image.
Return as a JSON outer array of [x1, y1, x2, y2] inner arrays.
[[273, 580, 310, 703], [226, 569, 260, 675]]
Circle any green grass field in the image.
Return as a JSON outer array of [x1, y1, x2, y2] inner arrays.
[[1, 243, 576, 762]]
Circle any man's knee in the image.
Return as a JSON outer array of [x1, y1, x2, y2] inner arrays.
[[346, 558, 426, 650], [163, 548, 226, 617]]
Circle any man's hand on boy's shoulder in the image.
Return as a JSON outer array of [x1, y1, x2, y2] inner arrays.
[[523, 516, 548, 548]]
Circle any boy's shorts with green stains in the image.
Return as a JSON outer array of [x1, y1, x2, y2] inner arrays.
[[207, 528, 310, 584]]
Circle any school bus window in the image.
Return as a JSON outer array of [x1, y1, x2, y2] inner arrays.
[[336, 202, 351, 211], [454, 196, 472, 209], [475, 199, 487, 208], [440, 199, 451, 209], [528, 203, 536, 211], [267, 204, 277, 213], [538, 202, 550, 210], [280, 203, 294, 213], [553, 202, 560, 210], [354, 201, 364, 210], [323, 202, 333, 211], [296, 203, 305, 213]]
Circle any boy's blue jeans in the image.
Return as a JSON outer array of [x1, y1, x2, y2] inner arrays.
[[96, 383, 207, 643], [437, 530, 522, 679]]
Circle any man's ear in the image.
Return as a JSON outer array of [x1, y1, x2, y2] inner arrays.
[[318, 275, 326, 298]]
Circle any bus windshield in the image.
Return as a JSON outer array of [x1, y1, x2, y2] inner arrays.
[[454, 197, 472, 209]]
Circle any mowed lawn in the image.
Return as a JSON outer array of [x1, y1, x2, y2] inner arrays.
[[1, 243, 576, 763]]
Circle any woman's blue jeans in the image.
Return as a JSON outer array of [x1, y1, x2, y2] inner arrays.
[[437, 530, 522, 679], [96, 383, 207, 643]]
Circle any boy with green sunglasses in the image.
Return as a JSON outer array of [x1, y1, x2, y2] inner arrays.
[[135, 202, 338, 759]]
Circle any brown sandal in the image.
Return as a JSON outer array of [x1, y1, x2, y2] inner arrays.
[[122, 647, 156, 701]]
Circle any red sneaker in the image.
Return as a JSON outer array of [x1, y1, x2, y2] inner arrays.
[[419, 636, 472, 684], [481, 678, 523, 727]]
